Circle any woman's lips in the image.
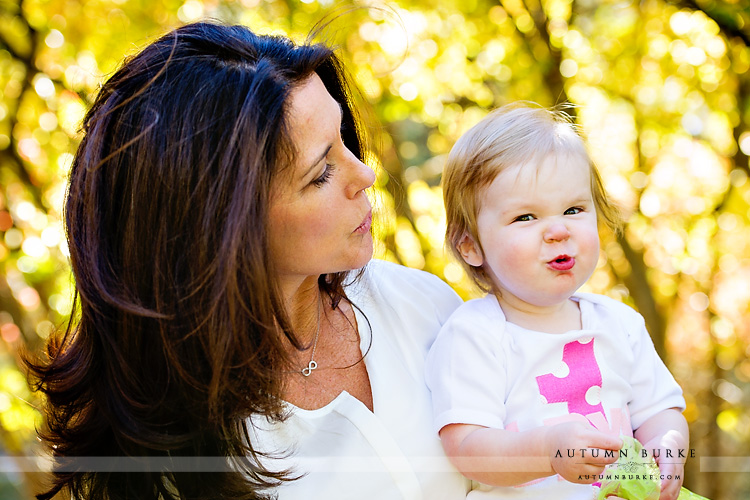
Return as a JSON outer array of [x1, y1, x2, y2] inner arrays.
[[547, 255, 575, 271], [354, 211, 372, 234]]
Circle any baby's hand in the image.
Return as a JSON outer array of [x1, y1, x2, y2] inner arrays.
[[546, 422, 622, 484], [641, 434, 686, 500], [655, 459, 684, 500]]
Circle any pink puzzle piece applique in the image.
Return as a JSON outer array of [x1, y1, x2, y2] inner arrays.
[[536, 340, 605, 420]]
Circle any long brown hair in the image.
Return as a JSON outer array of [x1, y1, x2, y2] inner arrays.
[[27, 21, 367, 500]]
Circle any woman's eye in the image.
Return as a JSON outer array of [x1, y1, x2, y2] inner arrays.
[[311, 164, 335, 187], [564, 207, 583, 215], [513, 214, 534, 222]]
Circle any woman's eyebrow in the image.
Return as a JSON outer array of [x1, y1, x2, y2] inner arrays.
[[302, 144, 333, 179], [301, 104, 344, 179], [299, 101, 345, 181]]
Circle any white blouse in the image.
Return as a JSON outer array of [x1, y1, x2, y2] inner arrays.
[[249, 259, 470, 499]]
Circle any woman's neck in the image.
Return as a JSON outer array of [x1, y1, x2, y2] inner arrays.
[[283, 275, 323, 344]]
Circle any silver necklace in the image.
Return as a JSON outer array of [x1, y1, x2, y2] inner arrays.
[[301, 296, 321, 377]]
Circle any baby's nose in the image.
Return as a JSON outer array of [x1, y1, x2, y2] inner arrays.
[[544, 222, 570, 242]]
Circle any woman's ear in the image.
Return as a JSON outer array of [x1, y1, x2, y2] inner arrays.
[[457, 233, 483, 267]]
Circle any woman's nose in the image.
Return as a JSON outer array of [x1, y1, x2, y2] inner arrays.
[[346, 156, 376, 199], [544, 222, 570, 243]]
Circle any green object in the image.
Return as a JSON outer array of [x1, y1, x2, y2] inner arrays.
[[596, 437, 710, 500], [677, 487, 711, 500], [597, 437, 660, 500]]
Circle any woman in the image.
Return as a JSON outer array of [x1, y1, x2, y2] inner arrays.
[[29, 22, 470, 500]]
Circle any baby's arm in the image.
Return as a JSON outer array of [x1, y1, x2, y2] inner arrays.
[[440, 421, 622, 486], [634, 408, 689, 500]]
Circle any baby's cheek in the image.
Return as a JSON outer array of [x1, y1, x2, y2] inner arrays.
[[578, 227, 601, 256], [492, 249, 532, 284], [506, 238, 536, 263]]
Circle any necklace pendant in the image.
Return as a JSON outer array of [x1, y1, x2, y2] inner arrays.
[[301, 360, 318, 377]]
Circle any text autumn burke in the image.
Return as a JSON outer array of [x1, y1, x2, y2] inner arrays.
[[556, 448, 696, 459]]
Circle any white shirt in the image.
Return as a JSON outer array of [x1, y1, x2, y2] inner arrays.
[[425, 293, 686, 500], [250, 260, 471, 500]]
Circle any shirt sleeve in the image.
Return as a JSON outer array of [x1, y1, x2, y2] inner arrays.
[[620, 306, 686, 429], [425, 298, 508, 435]]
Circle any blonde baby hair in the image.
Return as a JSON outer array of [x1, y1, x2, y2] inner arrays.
[[442, 102, 621, 292]]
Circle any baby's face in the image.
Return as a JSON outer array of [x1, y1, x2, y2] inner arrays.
[[463, 154, 600, 311]]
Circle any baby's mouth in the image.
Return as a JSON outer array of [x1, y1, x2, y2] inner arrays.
[[547, 255, 575, 271]]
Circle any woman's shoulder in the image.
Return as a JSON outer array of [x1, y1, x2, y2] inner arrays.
[[349, 259, 462, 316], [357, 258, 453, 291]]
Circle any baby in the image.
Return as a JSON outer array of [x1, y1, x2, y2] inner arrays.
[[426, 103, 688, 500]]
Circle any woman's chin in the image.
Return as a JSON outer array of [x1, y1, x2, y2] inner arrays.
[[350, 238, 374, 270]]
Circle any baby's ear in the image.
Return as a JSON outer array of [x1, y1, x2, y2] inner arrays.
[[457, 233, 484, 267]]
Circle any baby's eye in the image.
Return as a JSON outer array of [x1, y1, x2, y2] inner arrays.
[[513, 214, 535, 222], [564, 207, 583, 215]]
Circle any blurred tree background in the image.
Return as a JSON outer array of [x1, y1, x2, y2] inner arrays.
[[0, 0, 748, 498]]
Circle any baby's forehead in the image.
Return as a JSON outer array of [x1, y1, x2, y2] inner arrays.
[[491, 150, 591, 183]]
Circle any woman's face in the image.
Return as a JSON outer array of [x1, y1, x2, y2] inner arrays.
[[268, 74, 375, 292]]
